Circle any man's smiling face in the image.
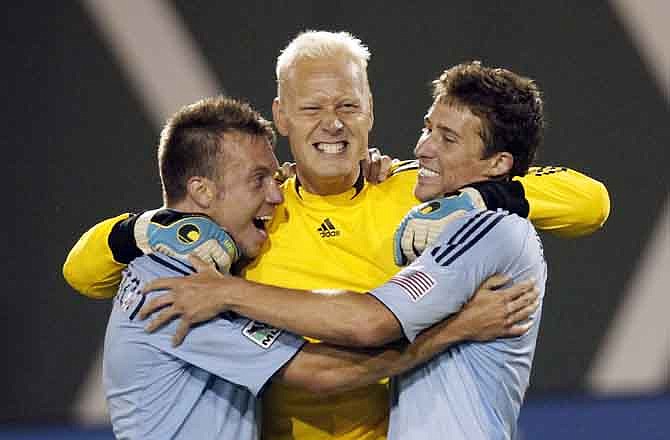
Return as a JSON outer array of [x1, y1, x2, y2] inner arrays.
[[413, 100, 494, 201], [273, 56, 373, 194]]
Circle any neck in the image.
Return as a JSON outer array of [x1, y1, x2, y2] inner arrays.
[[167, 199, 206, 215], [296, 167, 361, 195]]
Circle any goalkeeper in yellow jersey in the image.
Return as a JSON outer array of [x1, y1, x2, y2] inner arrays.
[[63, 31, 609, 440]]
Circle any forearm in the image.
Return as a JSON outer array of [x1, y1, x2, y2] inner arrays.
[[280, 314, 468, 394], [63, 213, 136, 299], [517, 166, 610, 237], [223, 279, 400, 347]]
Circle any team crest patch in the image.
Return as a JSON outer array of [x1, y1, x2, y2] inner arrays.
[[388, 269, 436, 302], [242, 321, 282, 348], [177, 223, 200, 244]]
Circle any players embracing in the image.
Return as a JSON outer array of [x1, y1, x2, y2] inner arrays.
[[64, 31, 609, 440]]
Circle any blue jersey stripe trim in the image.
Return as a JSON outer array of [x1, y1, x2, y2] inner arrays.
[[449, 211, 491, 244], [128, 294, 146, 321], [450, 211, 496, 245], [434, 211, 495, 264], [164, 254, 195, 273], [440, 214, 506, 267], [148, 254, 191, 276]]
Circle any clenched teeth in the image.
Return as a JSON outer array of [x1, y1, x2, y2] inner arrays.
[[418, 167, 440, 177], [315, 142, 346, 154]]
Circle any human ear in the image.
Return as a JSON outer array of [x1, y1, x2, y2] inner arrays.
[[186, 176, 216, 208], [272, 97, 289, 136], [487, 152, 514, 178]]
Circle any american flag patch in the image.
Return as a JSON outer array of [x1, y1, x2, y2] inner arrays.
[[388, 269, 436, 302]]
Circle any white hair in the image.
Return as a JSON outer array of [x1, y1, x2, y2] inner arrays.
[[276, 30, 371, 96]]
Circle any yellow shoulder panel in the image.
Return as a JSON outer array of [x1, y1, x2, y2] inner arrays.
[[517, 166, 610, 238], [62, 214, 130, 299]]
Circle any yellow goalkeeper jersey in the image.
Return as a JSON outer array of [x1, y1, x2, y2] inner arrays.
[[62, 163, 609, 439]]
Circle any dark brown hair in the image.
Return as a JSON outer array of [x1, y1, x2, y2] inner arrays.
[[158, 96, 275, 203], [433, 61, 544, 177]]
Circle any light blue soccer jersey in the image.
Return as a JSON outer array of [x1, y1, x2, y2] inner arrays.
[[371, 210, 547, 440], [103, 254, 305, 440]]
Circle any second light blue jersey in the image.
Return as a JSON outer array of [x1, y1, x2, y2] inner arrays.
[[103, 254, 305, 440], [371, 210, 547, 440]]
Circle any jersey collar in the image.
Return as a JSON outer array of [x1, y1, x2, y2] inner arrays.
[[294, 166, 366, 201]]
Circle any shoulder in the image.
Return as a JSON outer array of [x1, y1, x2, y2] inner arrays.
[[126, 254, 193, 284], [369, 160, 418, 202], [431, 210, 533, 267], [389, 159, 419, 176], [385, 160, 418, 186], [439, 209, 531, 240]]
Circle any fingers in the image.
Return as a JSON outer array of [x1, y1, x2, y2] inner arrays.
[[507, 296, 540, 325], [504, 295, 540, 337], [363, 148, 395, 184], [501, 279, 537, 313], [139, 293, 175, 320], [506, 286, 539, 316], [172, 319, 191, 347], [145, 305, 180, 333], [142, 277, 181, 295], [481, 274, 510, 291], [505, 320, 534, 337], [188, 255, 215, 273], [273, 162, 296, 183], [364, 149, 382, 183], [376, 155, 393, 182]]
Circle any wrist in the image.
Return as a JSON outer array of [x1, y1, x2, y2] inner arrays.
[[442, 316, 472, 344], [217, 276, 246, 312], [110, 212, 146, 263]]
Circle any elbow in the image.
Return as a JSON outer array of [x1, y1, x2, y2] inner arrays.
[[591, 180, 611, 230], [302, 369, 365, 395], [283, 363, 349, 395], [62, 254, 109, 300], [347, 313, 397, 348], [62, 253, 88, 292], [555, 179, 611, 239], [300, 374, 342, 395], [577, 180, 611, 237]]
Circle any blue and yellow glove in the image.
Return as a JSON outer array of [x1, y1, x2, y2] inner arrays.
[[394, 189, 485, 266], [134, 208, 239, 273]]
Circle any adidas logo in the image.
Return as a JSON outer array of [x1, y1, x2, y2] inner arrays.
[[317, 218, 340, 238]]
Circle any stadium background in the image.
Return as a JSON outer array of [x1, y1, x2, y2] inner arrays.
[[3, 1, 668, 438]]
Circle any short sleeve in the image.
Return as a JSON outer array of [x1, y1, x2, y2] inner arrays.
[[371, 210, 531, 342], [149, 312, 306, 397], [121, 254, 306, 397]]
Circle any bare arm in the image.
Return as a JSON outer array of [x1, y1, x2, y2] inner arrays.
[[141, 257, 538, 349], [277, 279, 539, 394], [142, 261, 399, 347]]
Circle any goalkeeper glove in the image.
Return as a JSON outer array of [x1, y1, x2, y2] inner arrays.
[[134, 208, 239, 274], [394, 190, 484, 266]]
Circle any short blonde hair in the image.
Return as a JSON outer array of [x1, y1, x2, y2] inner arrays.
[[276, 30, 371, 96]]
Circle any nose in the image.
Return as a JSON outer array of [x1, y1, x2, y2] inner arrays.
[[321, 109, 344, 134], [414, 130, 433, 159], [266, 179, 284, 205]]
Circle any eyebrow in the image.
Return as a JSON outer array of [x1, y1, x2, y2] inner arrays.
[[250, 164, 275, 175], [425, 116, 461, 139]]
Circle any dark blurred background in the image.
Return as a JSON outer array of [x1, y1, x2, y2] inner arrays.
[[4, 1, 668, 438]]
